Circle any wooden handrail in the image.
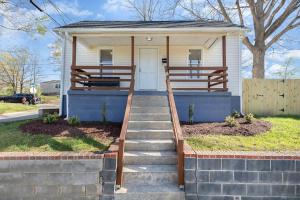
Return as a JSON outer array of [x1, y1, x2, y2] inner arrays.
[[168, 66, 227, 70], [116, 65, 136, 186], [72, 65, 132, 70], [167, 66, 228, 92], [164, 65, 184, 186]]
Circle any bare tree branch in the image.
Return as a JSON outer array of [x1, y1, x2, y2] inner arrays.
[[216, 0, 233, 23], [265, 0, 286, 29], [236, 0, 245, 26], [265, 1, 300, 38]]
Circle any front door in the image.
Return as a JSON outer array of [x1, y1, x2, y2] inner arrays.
[[139, 48, 158, 90]]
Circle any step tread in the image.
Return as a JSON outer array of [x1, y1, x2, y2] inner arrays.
[[124, 151, 177, 157], [127, 129, 173, 132], [123, 165, 177, 173], [116, 184, 183, 194], [125, 139, 174, 144]]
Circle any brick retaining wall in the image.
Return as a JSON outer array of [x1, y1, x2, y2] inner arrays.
[[184, 151, 300, 200], [0, 152, 117, 200]]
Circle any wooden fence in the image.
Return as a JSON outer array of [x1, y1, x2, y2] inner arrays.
[[243, 79, 300, 116]]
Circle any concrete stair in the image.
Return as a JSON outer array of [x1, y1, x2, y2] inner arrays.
[[115, 94, 185, 200]]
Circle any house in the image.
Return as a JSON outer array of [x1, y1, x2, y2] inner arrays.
[[54, 21, 246, 199], [40, 80, 60, 95], [55, 21, 245, 122]]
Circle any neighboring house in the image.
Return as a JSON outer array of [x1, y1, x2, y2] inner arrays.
[[40, 80, 60, 95], [54, 21, 245, 121]]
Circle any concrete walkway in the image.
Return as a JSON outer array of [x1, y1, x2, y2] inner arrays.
[[0, 110, 39, 123], [0, 104, 59, 123]]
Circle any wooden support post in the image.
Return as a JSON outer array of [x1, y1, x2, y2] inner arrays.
[[166, 36, 170, 71], [131, 36, 134, 68], [222, 35, 227, 90], [71, 36, 77, 88]]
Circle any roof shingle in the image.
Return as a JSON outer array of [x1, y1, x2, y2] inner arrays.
[[57, 20, 243, 29]]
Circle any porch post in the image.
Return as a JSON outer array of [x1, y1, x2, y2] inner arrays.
[[166, 36, 170, 70], [131, 36, 134, 67], [222, 35, 227, 90], [71, 36, 77, 88]]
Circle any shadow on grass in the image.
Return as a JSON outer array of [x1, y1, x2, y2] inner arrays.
[[0, 120, 109, 152], [257, 115, 300, 120]]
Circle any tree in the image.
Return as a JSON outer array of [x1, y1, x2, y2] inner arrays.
[[0, 0, 48, 35], [0, 48, 40, 94], [272, 58, 298, 79], [125, 0, 161, 21], [172, 0, 300, 78]]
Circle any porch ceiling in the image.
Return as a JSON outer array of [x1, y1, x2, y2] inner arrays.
[[77, 35, 219, 49]]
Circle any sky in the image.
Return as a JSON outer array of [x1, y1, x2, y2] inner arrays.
[[0, 0, 300, 83]]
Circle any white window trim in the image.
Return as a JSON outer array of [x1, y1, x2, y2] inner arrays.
[[186, 47, 205, 79], [98, 47, 115, 66]]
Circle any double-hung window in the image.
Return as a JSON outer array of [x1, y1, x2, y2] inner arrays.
[[99, 49, 113, 76], [188, 49, 202, 79]]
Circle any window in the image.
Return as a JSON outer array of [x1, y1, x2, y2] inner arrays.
[[99, 49, 113, 66], [188, 49, 202, 79], [55, 83, 60, 89]]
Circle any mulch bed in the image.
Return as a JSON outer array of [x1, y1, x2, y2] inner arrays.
[[20, 119, 121, 140], [181, 118, 272, 137]]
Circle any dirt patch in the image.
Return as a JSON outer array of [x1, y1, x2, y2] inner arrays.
[[181, 118, 272, 137], [20, 119, 121, 140]]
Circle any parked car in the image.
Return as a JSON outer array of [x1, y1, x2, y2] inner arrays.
[[0, 93, 40, 105]]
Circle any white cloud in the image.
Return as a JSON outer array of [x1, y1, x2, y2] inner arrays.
[[242, 48, 252, 67], [45, 1, 93, 17], [103, 0, 130, 12], [267, 49, 300, 62]]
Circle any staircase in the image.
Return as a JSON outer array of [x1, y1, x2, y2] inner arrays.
[[115, 95, 185, 200]]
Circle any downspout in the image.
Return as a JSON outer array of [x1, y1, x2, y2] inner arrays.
[[59, 31, 67, 117]]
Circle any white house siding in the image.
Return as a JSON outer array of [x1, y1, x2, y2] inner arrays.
[[62, 34, 241, 96]]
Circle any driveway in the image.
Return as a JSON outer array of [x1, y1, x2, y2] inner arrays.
[[0, 104, 59, 123]]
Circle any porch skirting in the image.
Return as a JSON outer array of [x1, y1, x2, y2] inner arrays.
[[67, 90, 240, 122], [68, 90, 128, 122]]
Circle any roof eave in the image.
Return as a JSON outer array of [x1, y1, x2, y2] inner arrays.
[[53, 27, 248, 34]]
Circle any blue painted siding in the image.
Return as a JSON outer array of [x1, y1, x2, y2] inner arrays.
[[174, 92, 240, 122], [68, 90, 127, 122], [67, 90, 240, 123]]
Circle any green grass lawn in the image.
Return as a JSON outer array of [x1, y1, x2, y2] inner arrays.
[[0, 120, 112, 152], [0, 103, 37, 114], [186, 116, 300, 151], [40, 95, 60, 104]]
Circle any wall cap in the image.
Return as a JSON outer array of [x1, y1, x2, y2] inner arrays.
[[0, 151, 117, 160]]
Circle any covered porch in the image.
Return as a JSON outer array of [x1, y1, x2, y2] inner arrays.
[[69, 34, 228, 92]]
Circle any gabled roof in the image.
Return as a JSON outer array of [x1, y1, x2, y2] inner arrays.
[[57, 20, 243, 29]]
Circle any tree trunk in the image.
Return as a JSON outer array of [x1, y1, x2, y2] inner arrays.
[[252, 48, 265, 79]]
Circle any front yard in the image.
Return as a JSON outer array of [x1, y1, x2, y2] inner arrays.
[[0, 103, 37, 114], [0, 119, 120, 152], [185, 116, 300, 151]]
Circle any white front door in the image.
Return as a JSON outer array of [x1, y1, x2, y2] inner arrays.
[[139, 48, 158, 90]]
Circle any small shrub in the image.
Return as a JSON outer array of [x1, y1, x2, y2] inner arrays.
[[43, 113, 59, 124], [245, 113, 255, 124], [225, 116, 239, 127], [101, 102, 107, 123], [68, 116, 80, 126], [231, 110, 241, 118], [188, 104, 195, 124]]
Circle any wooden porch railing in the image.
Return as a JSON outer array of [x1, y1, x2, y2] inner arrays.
[[164, 66, 184, 187], [70, 65, 134, 91], [167, 66, 228, 91], [116, 65, 136, 186]]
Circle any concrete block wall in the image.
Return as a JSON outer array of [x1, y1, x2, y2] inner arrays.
[[0, 152, 117, 200], [184, 152, 300, 200]]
